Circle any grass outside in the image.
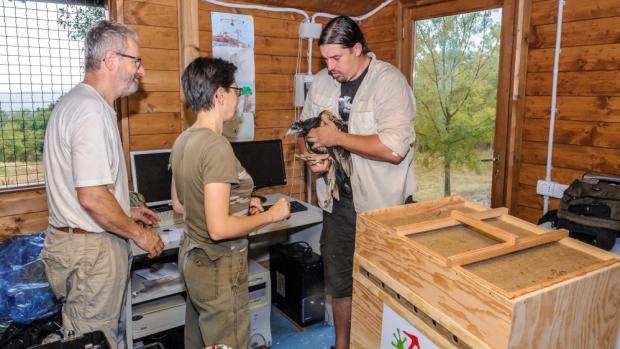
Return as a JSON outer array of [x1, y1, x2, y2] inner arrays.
[[413, 153, 493, 207], [0, 161, 45, 187]]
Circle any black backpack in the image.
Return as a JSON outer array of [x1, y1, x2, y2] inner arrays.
[[555, 173, 620, 250]]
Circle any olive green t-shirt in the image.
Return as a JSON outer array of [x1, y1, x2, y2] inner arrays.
[[170, 128, 253, 257]]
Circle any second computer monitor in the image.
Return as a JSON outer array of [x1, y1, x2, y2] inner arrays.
[[130, 149, 172, 207], [231, 139, 287, 190]]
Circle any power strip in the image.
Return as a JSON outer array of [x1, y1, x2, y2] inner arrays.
[[536, 179, 568, 199]]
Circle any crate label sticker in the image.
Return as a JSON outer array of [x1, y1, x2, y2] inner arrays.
[[380, 304, 439, 349]]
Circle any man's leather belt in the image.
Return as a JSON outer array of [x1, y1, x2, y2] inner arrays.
[[52, 226, 89, 234]]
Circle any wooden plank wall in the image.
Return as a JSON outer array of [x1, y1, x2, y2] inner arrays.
[[125, 0, 182, 152], [516, 0, 620, 222], [359, 4, 400, 68], [0, 189, 48, 241]]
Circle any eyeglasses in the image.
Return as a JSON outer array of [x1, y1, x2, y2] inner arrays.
[[228, 86, 243, 97], [115, 52, 142, 68]]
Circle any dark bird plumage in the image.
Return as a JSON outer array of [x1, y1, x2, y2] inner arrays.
[[285, 110, 353, 207]]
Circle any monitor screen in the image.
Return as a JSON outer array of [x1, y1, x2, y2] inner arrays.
[[130, 149, 172, 207], [231, 139, 287, 190]]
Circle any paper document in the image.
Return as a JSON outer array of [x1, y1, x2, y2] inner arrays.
[[160, 228, 183, 245], [135, 262, 180, 281]]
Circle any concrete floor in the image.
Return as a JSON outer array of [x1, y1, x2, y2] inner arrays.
[[270, 306, 334, 349]]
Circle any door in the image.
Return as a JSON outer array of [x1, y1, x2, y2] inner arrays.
[[403, 0, 516, 208]]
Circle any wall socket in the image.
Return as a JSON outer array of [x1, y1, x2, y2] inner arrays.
[[536, 179, 569, 199]]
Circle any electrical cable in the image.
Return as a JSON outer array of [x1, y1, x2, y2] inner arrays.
[[311, 0, 394, 22], [203, 0, 309, 21], [543, 0, 565, 214]]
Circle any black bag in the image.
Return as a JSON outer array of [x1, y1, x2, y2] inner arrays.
[[556, 173, 620, 250]]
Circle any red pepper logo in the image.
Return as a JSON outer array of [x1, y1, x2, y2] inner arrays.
[[391, 328, 421, 349]]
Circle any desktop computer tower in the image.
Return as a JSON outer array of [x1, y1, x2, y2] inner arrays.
[[248, 260, 272, 348], [269, 242, 324, 327]]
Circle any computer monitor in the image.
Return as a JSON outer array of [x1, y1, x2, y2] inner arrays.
[[130, 149, 172, 207], [231, 139, 287, 190]]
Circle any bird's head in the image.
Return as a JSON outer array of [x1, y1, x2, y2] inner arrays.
[[284, 117, 323, 138], [284, 122, 304, 138]]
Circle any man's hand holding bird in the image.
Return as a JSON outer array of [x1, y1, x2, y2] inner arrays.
[[295, 153, 330, 174], [306, 114, 343, 149]]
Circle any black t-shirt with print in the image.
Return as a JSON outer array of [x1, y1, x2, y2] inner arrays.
[[338, 66, 369, 122], [336, 65, 369, 198]]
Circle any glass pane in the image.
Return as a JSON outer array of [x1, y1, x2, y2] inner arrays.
[[412, 9, 502, 207]]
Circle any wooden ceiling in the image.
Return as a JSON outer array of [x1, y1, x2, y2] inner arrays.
[[249, 0, 387, 17]]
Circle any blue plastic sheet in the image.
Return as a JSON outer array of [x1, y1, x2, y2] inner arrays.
[[0, 233, 60, 324]]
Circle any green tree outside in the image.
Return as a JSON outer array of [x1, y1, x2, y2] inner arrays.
[[414, 10, 500, 199], [0, 105, 53, 163], [58, 5, 107, 42]]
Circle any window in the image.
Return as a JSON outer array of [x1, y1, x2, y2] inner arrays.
[[0, 0, 107, 189]]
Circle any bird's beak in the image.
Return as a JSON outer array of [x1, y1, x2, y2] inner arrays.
[[284, 126, 300, 138]]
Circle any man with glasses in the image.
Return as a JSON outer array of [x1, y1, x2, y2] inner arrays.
[[297, 16, 416, 349], [42, 20, 163, 349]]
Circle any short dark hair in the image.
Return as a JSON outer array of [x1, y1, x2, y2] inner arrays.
[[181, 57, 237, 112], [318, 16, 369, 54]]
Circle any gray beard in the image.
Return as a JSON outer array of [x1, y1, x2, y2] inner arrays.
[[120, 80, 139, 97]]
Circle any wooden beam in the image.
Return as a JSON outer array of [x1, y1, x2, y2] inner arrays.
[[451, 210, 518, 243], [506, 0, 533, 214], [178, 0, 199, 128], [395, 207, 508, 236], [404, 0, 502, 20], [447, 228, 568, 267]]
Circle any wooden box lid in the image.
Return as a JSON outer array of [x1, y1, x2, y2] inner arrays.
[[357, 196, 617, 299]]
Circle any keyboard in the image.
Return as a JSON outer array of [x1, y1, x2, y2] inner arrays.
[[155, 210, 176, 227], [289, 200, 308, 213], [150, 205, 177, 227], [263, 200, 308, 214]]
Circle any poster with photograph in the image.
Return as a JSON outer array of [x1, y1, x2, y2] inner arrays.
[[212, 12, 256, 141]]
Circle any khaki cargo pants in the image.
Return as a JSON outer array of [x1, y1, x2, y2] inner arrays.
[[41, 227, 131, 349], [179, 237, 249, 349]]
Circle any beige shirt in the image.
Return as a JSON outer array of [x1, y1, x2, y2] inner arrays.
[[170, 128, 253, 258], [301, 53, 417, 213], [44, 83, 130, 232]]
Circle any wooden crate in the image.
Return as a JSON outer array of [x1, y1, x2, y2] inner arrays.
[[350, 197, 620, 349]]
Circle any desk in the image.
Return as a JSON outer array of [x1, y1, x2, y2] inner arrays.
[[252, 193, 323, 236], [126, 193, 323, 348], [130, 193, 322, 256]]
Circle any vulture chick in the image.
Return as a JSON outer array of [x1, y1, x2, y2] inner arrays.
[[285, 110, 353, 208]]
